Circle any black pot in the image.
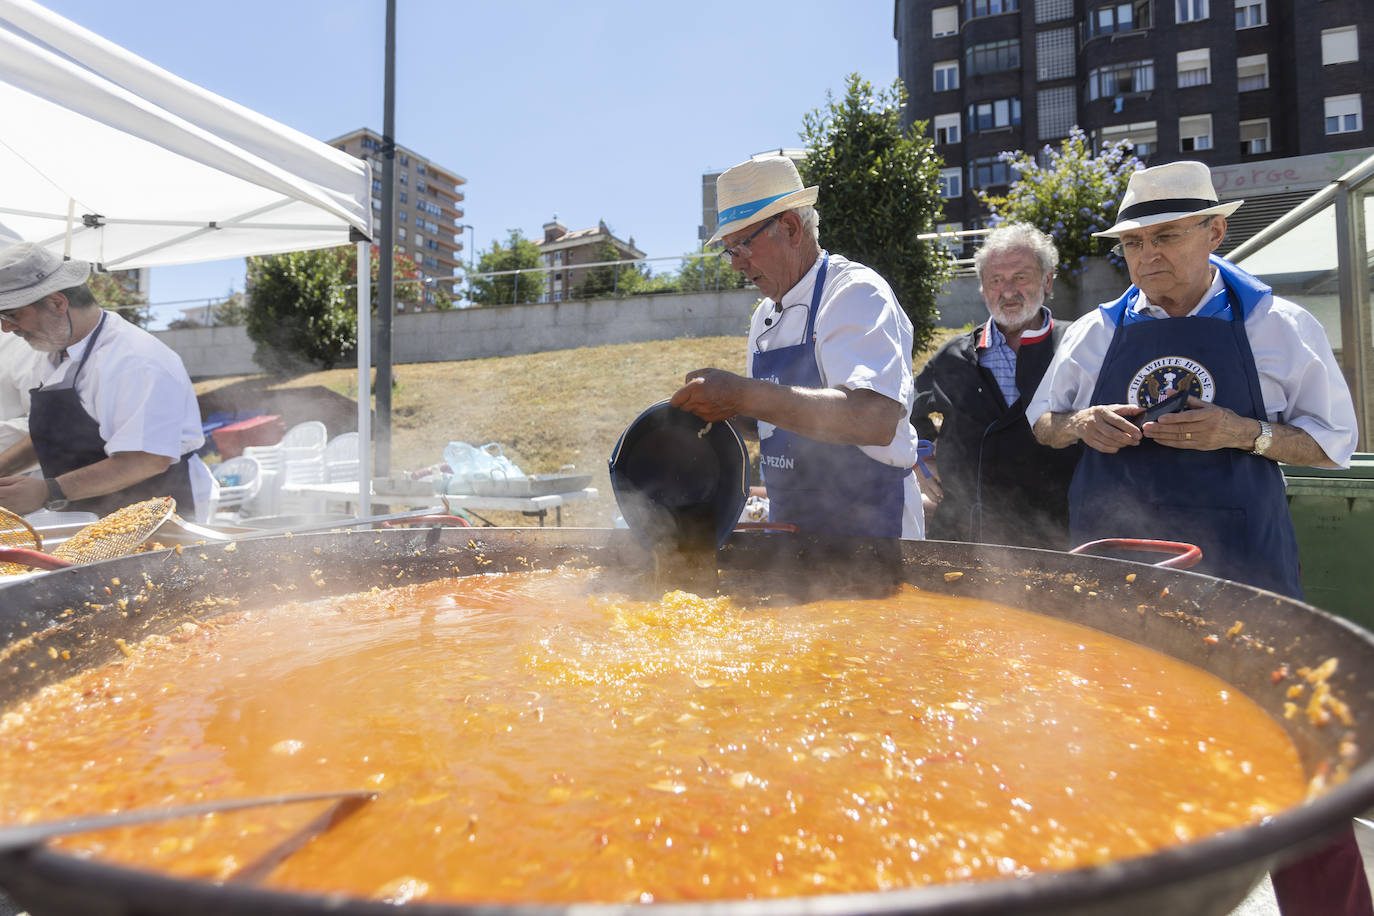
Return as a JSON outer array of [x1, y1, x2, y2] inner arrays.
[[1, 528, 1372, 916]]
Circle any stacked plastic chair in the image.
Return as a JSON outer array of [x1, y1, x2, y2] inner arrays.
[[209, 455, 262, 521], [323, 432, 361, 483], [278, 421, 329, 516]]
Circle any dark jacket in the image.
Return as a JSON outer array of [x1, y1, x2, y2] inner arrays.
[[912, 317, 1082, 549]]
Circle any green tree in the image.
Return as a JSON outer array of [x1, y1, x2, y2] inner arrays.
[[575, 240, 666, 298], [800, 74, 953, 351], [675, 249, 747, 293], [978, 127, 1142, 275], [212, 291, 247, 326], [245, 244, 424, 374], [246, 247, 352, 374], [471, 230, 545, 305], [89, 271, 148, 328]]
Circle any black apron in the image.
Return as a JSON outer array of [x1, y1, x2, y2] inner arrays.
[[28, 312, 197, 517], [1067, 286, 1301, 597]]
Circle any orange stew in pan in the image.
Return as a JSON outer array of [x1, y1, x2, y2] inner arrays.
[[0, 570, 1306, 905]]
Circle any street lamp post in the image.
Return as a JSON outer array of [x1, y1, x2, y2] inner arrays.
[[460, 223, 475, 304]]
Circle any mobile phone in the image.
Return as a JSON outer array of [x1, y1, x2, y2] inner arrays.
[[1136, 388, 1191, 425]]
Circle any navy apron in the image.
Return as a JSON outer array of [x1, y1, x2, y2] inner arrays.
[[29, 312, 197, 517], [1067, 283, 1302, 598], [751, 254, 907, 537]]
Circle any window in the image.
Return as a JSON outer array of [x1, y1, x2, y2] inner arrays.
[[1237, 54, 1268, 91], [1177, 49, 1211, 87], [934, 113, 961, 145], [1322, 27, 1359, 65], [417, 163, 427, 175], [934, 60, 960, 92], [371, 197, 381, 211], [966, 39, 1020, 75], [399, 172, 408, 185], [1038, 86, 1076, 139], [417, 180, 428, 194], [399, 191, 408, 204], [1179, 114, 1213, 150], [1234, 0, 1265, 28], [1325, 95, 1363, 134], [932, 5, 958, 36], [399, 153, 409, 167], [1098, 120, 1158, 157], [1087, 60, 1154, 100], [371, 178, 382, 193], [969, 156, 1014, 188], [398, 210, 407, 222], [968, 97, 1022, 130], [1240, 119, 1270, 155], [1035, 0, 1072, 22], [1089, 2, 1151, 36], [1176, 0, 1207, 22], [1036, 28, 1075, 80], [415, 234, 424, 248], [966, 0, 1017, 17], [939, 168, 963, 198], [398, 227, 407, 240]]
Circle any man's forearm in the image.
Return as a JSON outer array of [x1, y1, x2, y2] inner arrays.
[[0, 436, 37, 476], [1032, 411, 1083, 449], [56, 451, 174, 500], [750, 383, 904, 446]]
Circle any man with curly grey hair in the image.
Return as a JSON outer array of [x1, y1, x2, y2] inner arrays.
[[911, 222, 1080, 548]]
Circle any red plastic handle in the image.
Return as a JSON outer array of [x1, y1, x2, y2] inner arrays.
[[380, 515, 472, 528], [0, 547, 73, 570], [732, 522, 802, 534], [1068, 538, 1202, 569]]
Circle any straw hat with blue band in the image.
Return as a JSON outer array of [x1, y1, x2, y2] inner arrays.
[[707, 156, 819, 245], [1093, 161, 1242, 238]]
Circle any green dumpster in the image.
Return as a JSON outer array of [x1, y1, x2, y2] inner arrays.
[[1284, 453, 1374, 631]]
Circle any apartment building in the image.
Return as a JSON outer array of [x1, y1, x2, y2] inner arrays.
[[329, 128, 467, 310], [538, 218, 645, 302], [894, 0, 1374, 250]]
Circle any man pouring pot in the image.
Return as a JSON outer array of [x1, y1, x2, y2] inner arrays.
[[0, 242, 212, 520], [670, 154, 925, 538], [1027, 161, 1367, 914]]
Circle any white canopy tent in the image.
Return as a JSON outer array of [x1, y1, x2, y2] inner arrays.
[[0, 0, 379, 515]]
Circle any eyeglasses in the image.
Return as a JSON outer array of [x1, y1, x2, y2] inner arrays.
[[718, 215, 778, 261], [1111, 217, 1212, 257]]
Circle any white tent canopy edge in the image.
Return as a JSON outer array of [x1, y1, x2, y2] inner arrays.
[[0, 0, 378, 516]]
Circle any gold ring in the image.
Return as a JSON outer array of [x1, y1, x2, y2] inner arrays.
[[1185, 432, 1192, 440]]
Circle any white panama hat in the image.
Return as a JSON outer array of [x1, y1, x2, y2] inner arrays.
[[1094, 161, 1242, 238], [0, 242, 91, 312], [707, 155, 819, 245]]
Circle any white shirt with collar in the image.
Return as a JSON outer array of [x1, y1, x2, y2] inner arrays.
[[35, 310, 213, 518], [0, 331, 46, 459], [745, 252, 926, 538], [1026, 269, 1358, 466]]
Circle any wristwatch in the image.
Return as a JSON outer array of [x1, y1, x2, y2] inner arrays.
[[43, 477, 69, 511], [1250, 421, 1274, 457]]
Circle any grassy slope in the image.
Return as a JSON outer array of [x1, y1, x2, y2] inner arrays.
[[195, 331, 961, 527]]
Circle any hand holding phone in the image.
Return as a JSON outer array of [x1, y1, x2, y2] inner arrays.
[[1135, 388, 1191, 426]]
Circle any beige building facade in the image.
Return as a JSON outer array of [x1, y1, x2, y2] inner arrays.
[[538, 218, 645, 302], [329, 128, 467, 310]]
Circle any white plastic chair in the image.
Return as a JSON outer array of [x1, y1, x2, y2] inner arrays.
[[323, 432, 361, 483], [210, 455, 263, 519], [281, 420, 328, 451], [241, 444, 284, 516]]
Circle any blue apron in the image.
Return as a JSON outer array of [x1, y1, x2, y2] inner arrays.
[[28, 312, 197, 517], [751, 254, 908, 537], [1068, 264, 1301, 597]]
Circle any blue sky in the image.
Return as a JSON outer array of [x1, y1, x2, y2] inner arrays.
[[36, 0, 901, 327]]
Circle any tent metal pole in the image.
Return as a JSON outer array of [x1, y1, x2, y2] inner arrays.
[[373, 0, 397, 477], [357, 240, 372, 520]]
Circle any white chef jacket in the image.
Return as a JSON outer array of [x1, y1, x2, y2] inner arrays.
[[1026, 269, 1358, 467], [35, 310, 213, 518], [745, 252, 925, 538], [0, 331, 46, 459]]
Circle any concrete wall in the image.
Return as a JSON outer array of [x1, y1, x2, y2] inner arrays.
[[158, 259, 1132, 378]]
